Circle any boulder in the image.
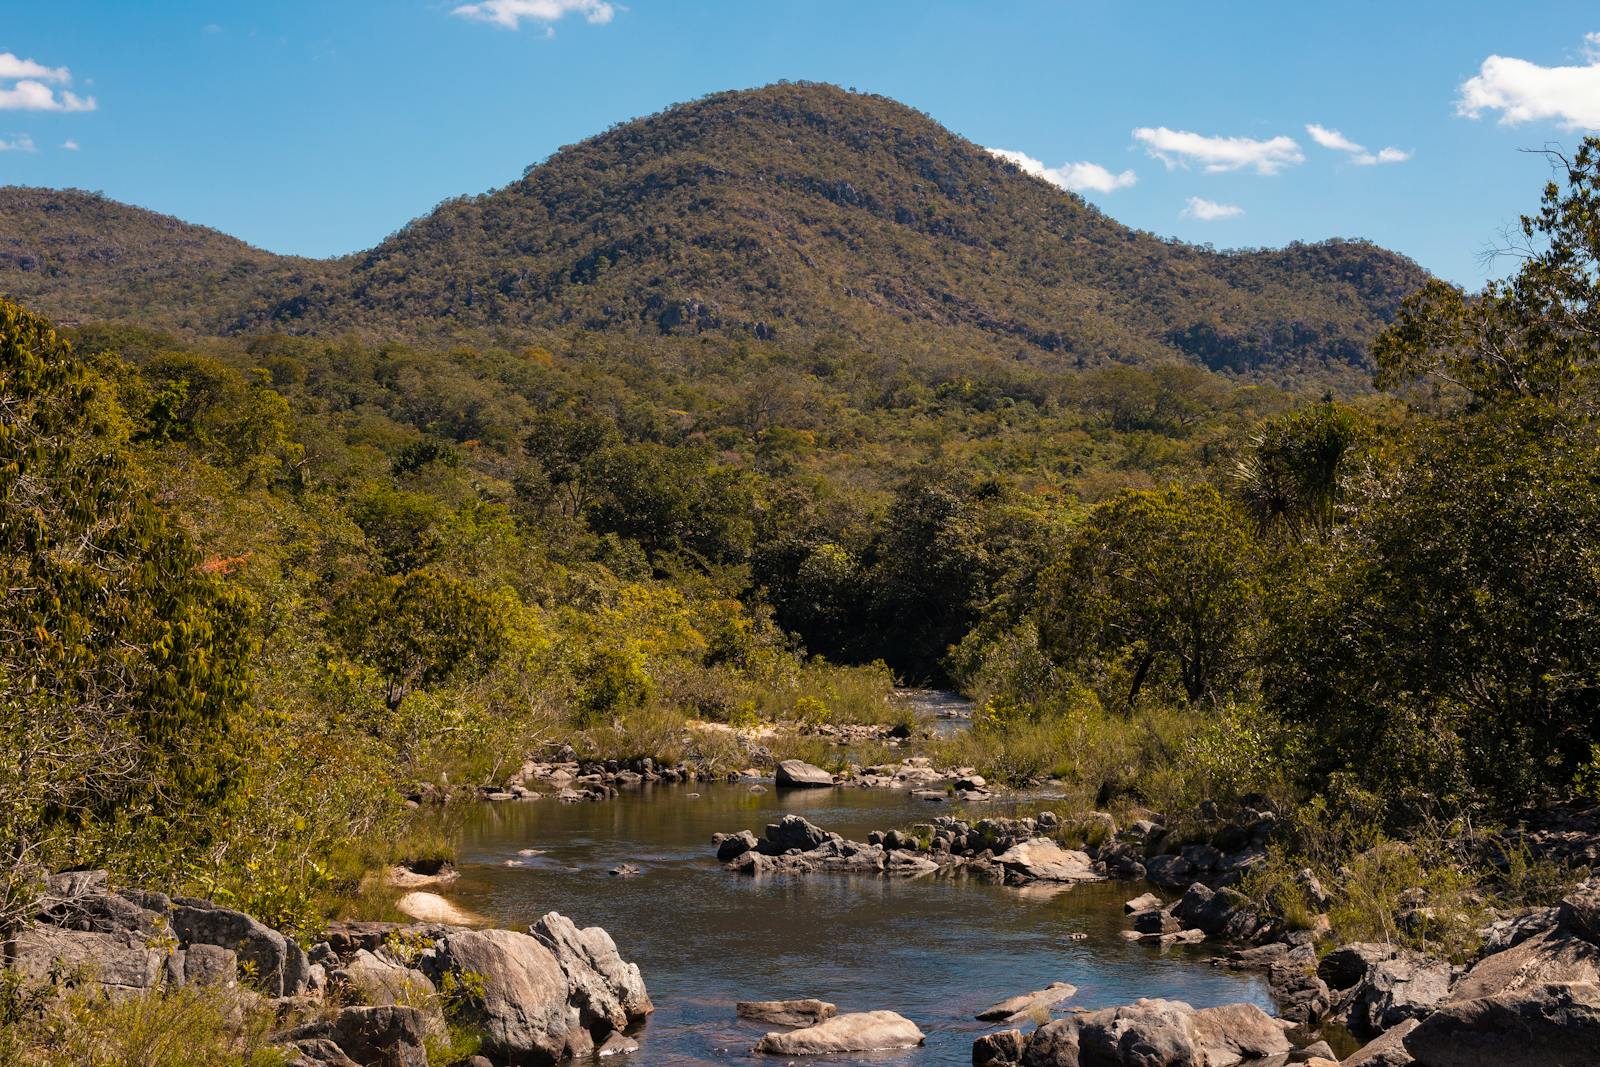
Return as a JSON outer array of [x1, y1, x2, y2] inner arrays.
[[737, 998, 837, 1026], [287, 1038, 361, 1067], [1402, 981, 1600, 1066], [431, 928, 573, 1064], [596, 1031, 640, 1057], [775, 760, 835, 788], [331, 949, 438, 1016], [976, 981, 1077, 1022], [11, 926, 165, 994], [1124, 893, 1163, 914], [1350, 955, 1452, 1035], [1190, 1002, 1292, 1063], [1557, 880, 1600, 944], [278, 1005, 428, 1067], [972, 1028, 1024, 1066], [1133, 910, 1181, 935], [1343, 1017, 1418, 1067], [1449, 927, 1600, 1002], [1076, 998, 1198, 1066], [1318, 942, 1401, 992], [169, 900, 311, 997], [1020, 1017, 1080, 1066], [716, 830, 758, 862], [762, 814, 831, 854], [1143, 853, 1194, 888], [1173, 883, 1263, 939], [994, 840, 1103, 883], [754, 1010, 925, 1055], [1291, 1039, 1335, 1062], [530, 911, 653, 1034]]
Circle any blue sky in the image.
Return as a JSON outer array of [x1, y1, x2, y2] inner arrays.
[[3, 1, 1598, 284]]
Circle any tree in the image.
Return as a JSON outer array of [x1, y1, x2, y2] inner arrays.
[[0, 298, 253, 926], [1233, 402, 1368, 539], [1037, 483, 1259, 705], [330, 569, 505, 712]]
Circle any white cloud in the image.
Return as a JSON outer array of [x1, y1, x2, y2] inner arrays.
[[0, 53, 69, 82], [1305, 123, 1410, 165], [0, 52, 95, 112], [1457, 33, 1600, 130], [987, 147, 1136, 194], [61, 138, 78, 151], [1133, 126, 1303, 175], [452, 0, 616, 30], [0, 133, 37, 152], [1182, 196, 1243, 221]]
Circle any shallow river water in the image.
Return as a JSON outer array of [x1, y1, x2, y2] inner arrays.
[[448, 781, 1273, 1065]]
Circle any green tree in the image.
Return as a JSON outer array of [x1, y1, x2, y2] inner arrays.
[[1037, 483, 1260, 705], [330, 569, 506, 712], [0, 298, 254, 925], [1234, 402, 1368, 539]]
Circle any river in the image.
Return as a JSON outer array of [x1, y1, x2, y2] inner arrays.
[[446, 780, 1274, 1064]]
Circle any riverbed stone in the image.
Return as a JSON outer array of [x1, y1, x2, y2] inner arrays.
[[762, 814, 831, 853], [1343, 1017, 1419, 1067], [716, 830, 758, 862], [994, 839, 1102, 883], [977, 981, 1077, 1021], [755, 1010, 925, 1055], [1124, 893, 1163, 914], [775, 760, 835, 788], [530, 910, 653, 1034], [431, 928, 573, 1063], [972, 1028, 1024, 1065], [1190, 1001, 1292, 1062], [1402, 980, 1600, 1066], [737, 998, 837, 1026]]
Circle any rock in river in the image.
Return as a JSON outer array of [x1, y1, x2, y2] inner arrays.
[[775, 759, 835, 788], [994, 839, 1104, 883], [737, 998, 837, 1026], [976, 981, 1077, 1021], [754, 1010, 925, 1055]]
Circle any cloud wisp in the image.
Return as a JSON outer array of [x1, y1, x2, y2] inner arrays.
[[1182, 196, 1243, 221], [1133, 126, 1303, 175], [987, 148, 1136, 194], [0, 52, 95, 112], [1305, 123, 1411, 165], [1457, 32, 1600, 130], [452, 0, 617, 31], [0, 133, 37, 152]]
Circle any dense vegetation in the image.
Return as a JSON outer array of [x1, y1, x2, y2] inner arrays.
[[4, 84, 1600, 1059], [2, 84, 1424, 391]]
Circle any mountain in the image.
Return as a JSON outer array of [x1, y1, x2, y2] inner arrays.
[[0, 83, 1427, 378]]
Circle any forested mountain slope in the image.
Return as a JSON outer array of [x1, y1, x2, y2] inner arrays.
[[1, 83, 1426, 382]]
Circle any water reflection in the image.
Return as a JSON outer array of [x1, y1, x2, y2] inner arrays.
[[450, 782, 1272, 1065]]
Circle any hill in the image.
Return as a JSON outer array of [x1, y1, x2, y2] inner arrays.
[[0, 83, 1428, 381]]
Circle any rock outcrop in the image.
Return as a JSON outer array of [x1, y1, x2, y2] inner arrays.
[[774, 759, 835, 788], [737, 998, 837, 1026], [754, 1010, 925, 1055], [974, 998, 1289, 1066]]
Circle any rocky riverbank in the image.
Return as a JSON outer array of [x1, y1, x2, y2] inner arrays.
[[11, 869, 652, 1065]]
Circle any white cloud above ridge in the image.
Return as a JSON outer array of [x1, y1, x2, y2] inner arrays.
[[987, 147, 1136, 194], [1183, 196, 1242, 221], [1133, 126, 1303, 175], [0, 133, 37, 152], [1458, 33, 1600, 130], [452, 0, 616, 30], [1305, 123, 1410, 165], [0, 52, 95, 112]]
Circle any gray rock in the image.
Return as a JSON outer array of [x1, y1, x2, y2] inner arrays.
[[1343, 1017, 1418, 1067], [762, 814, 831, 854], [278, 1005, 427, 1067], [431, 928, 572, 1063], [1190, 1001, 1292, 1063], [1173, 883, 1263, 939], [1558, 880, 1600, 944], [1143, 853, 1194, 888], [755, 1010, 925, 1055], [976, 981, 1077, 1022], [1402, 980, 1600, 1067], [1124, 893, 1163, 914], [994, 839, 1102, 883], [716, 830, 758, 862], [1290, 1039, 1335, 1062], [183, 943, 239, 988], [775, 760, 835, 788], [1133, 909, 1181, 935], [1019, 1017, 1080, 1066], [597, 1031, 640, 1057], [737, 998, 837, 1026], [972, 1028, 1024, 1066], [1450, 927, 1600, 1002], [1076, 998, 1198, 1066], [12, 926, 166, 994], [1318, 942, 1401, 992], [1351, 954, 1452, 1035], [44, 869, 109, 899], [169, 901, 311, 997], [287, 1038, 361, 1067], [530, 910, 653, 1035], [330, 949, 437, 1019]]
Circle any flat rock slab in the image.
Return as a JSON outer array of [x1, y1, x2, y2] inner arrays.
[[737, 998, 838, 1027], [775, 760, 835, 787], [995, 839, 1104, 883], [755, 1010, 925, 1055], [977, 981, 1078, 1021]]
